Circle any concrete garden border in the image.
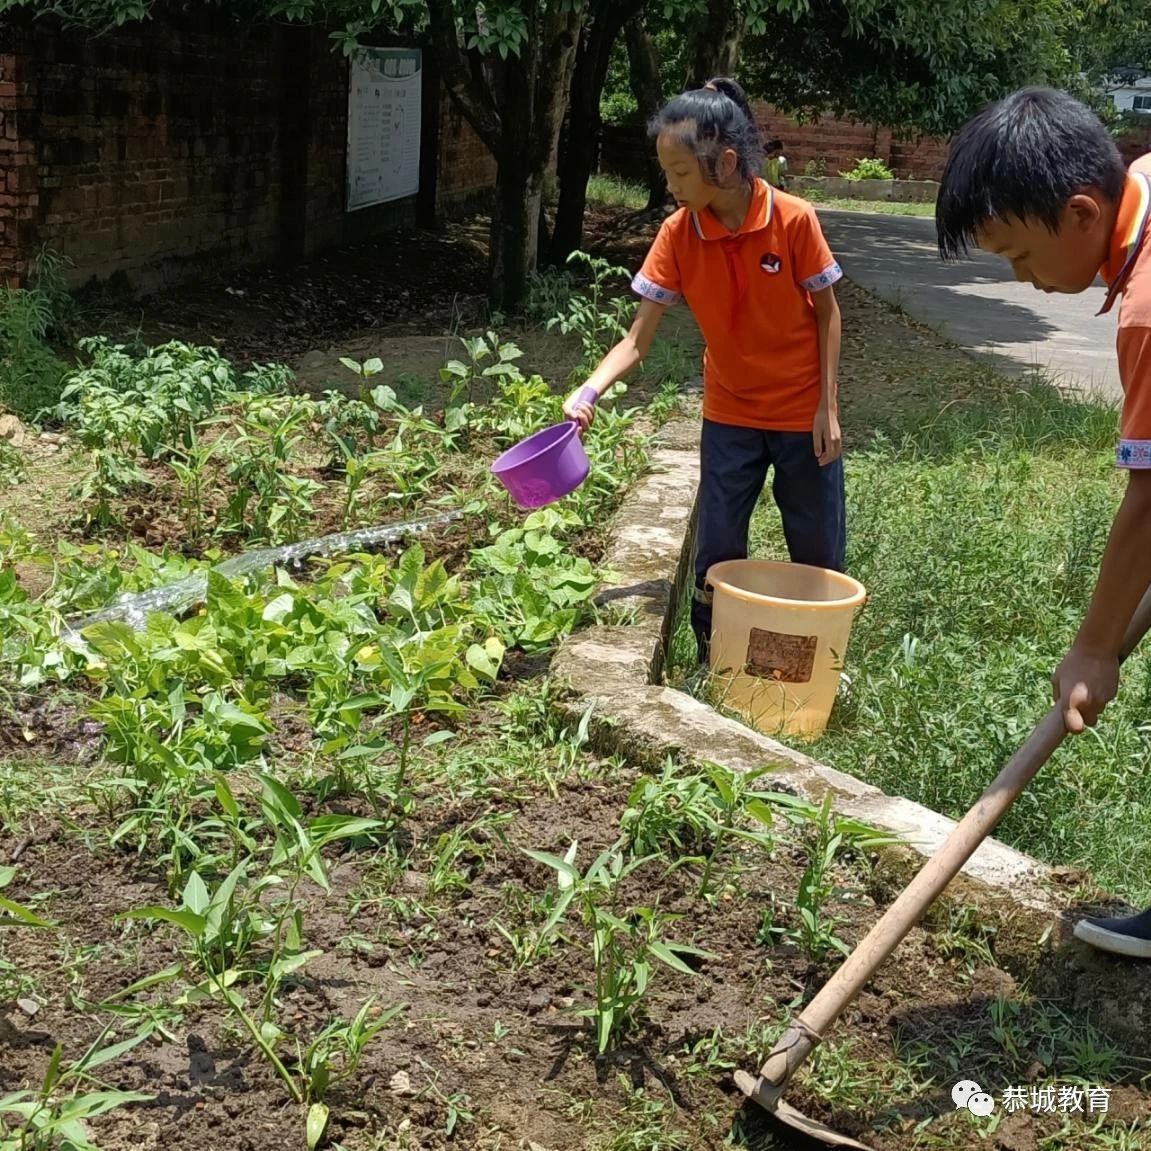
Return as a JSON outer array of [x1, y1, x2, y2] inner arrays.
[[789, 175, 939, 203], [552, 411, 1151, 1054]]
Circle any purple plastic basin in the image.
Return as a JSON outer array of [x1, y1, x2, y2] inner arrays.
[[490, 387, 597, 509]]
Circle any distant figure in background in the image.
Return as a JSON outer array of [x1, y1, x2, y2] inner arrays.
[[764, 138, 789, 189]]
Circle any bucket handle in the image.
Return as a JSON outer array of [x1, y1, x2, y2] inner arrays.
[[571, 385, 599, 420]]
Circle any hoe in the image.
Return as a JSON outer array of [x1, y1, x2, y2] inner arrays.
[[736, 589, 1151, 1148]]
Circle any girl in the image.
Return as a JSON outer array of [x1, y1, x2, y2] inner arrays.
[[565, 77, 846, 660]]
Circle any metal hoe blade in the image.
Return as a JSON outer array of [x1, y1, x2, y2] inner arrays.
[[735, 1070, 874, 1149]]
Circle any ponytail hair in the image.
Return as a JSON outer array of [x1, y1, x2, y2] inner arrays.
[[649, 76, 764, 186], [704, 77, 763, 148]]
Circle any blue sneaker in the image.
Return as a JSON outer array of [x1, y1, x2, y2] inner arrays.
[[1074, 907, 1151, 959]]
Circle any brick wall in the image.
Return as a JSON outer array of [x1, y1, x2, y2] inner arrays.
[[0, 29, 37, 285], [0, 13, 496, 289], [601, 103, 952, 184], [437, 95, 497, 213], [754, 105, 950, 180]]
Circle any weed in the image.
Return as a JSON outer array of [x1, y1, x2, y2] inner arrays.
[[425, 813, 510, 897], [0, 866, 54, 930], [930, 904, 997, 971], [546, 251, 633, 370], [0, 441, 25, 488], [524, 266, 575, 324], [0, 1028, 151, 1151], [525, 843, 715, 1052], [599, 1078, 690, 1150], [0, 249, 72, 420]]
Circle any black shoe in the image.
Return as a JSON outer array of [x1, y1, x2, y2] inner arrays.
[[1073, 907, 1151, 959]]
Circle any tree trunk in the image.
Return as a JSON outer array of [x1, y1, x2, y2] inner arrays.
[[430, 0, 581, 310], [490, 78, 537, 314], [625, 16, 665, 210], [548, 0, 642, 266], [486, 4, 582, 311], [687, 0, 744, 88]]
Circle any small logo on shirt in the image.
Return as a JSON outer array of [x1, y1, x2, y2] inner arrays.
[[760, 252, 782, 274]]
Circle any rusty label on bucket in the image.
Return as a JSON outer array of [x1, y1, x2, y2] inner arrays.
[[745, 628, 817, 683]]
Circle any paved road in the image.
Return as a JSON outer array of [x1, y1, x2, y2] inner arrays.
[[816, 209, 1121, 400]]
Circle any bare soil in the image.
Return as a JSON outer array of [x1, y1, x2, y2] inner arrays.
[[3, 757, 1148, 1151]]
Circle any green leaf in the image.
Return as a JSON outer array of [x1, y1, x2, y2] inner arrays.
[[75, 1031, 150, 1074], [523, 847, 579, 887], [183, 872, 210, 916], [260, 771, 303, 819], [260, 1020, 284, 1045], [120, 906, 206, 937], [307, 1102, 330, 1150], [214, 773, 240, 819], [649, 939, 717, 976], [597, 1005, 614, 1053], [465, 641, 502, 681], [269, 950, 323, 982], [0, 894, 53, 929], [308, 815, 385, 848], [0, 866, 15, 889], [58, 1089, 153, 1119], [99, 964, 184, 1004], [263, 592, 295, 623], [43, 1042, 64, 1093]]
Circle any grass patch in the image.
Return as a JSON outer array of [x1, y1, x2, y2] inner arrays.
[[798, 190, 936, 217], [587, 174, 649, 212], [748, 379, 1151, 902]]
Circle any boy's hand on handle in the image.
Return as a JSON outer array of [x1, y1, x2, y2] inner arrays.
[[1053, 645, 1120, 733], [813, 403, 842, 467], [564, 385, 599, 437]]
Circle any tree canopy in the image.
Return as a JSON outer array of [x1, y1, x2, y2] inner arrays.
[[6, 0, 1147, 307], [601, 0, 1140, 137]]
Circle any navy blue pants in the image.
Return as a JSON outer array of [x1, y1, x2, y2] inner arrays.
[[692, 419, 846, 657]]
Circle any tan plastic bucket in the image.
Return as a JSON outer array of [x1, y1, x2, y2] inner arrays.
[[706, 559, 866, 739]]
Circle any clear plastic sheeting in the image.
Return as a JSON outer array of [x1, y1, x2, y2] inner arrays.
[[64, 511, 463, 635]]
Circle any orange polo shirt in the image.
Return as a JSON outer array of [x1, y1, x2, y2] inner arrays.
[[632, 179, 842, 431], [1101, 154, 1151, 467]]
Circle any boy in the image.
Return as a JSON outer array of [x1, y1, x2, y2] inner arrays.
[[764, 138, 789, 189], [937, 87, 1151, 959]]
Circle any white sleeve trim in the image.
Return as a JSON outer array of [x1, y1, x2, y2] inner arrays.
[[632, 271, 681, 306], [801, 262, 844, 292], [1117, 439, 1151, 468]]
